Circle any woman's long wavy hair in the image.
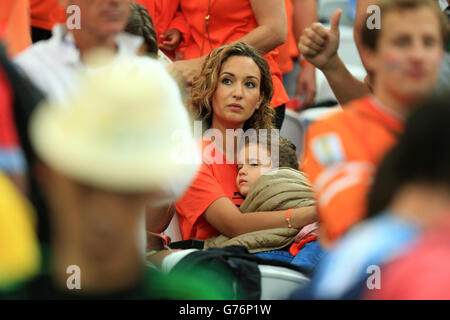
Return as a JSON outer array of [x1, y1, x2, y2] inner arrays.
[[189, 42, 275, 131]]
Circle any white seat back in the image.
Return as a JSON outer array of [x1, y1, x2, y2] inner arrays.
[[163, 212, 183, 242], [280, 109, 306, 157], [259, 265, 310, 299]]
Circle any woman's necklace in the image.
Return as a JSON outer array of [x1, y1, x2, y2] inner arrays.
[[201, 0, 214, 56]]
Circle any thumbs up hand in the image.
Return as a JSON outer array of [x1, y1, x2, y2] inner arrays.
[[298, 9, 342, 71]]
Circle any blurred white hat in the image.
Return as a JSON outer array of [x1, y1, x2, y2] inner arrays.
[[29, 57, 200, 203]]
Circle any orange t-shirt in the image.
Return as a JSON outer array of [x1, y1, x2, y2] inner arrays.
[[175, 140, 244, 240], [0, 0, 31, 58], [277, 0, 299, 75], [179, 0, 289, 108], [301, 96, 404, 244], [29, 0, 65, 31], [133, 0, 190, 51]]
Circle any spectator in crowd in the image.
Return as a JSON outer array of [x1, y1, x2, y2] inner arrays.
[[133, 0, 190, 60], [299, 0, 447, 248], [29, 0, 65, 43], [362, 94, 450, 300], [14, 0, 143, 104], [230, 133, 324, 272], [175, 42, 316, 245], [278, 0, 318, 110], [366, 218, 450, 299], [0, 2, 32, 190], [299, 0, 449, 105], [291, 93, 450, 299], [170, 0, 290, 129], [203, 135, 316, 258], [2, 57, 206, 299], [0, 0, 32, 58], [0, 45, 28, 193]]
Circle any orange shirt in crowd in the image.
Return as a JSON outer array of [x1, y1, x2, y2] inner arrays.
[[301, 96, 404, 244], [277, 0, 299, 75], [175, 140, 244, 240], [179, 0, 289, 108], [29, 0, 65, 31], [0, 0, 31, 58], [134, 0, 190, 48]]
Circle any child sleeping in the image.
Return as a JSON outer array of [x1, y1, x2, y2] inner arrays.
[[204, 133, 319, 259]]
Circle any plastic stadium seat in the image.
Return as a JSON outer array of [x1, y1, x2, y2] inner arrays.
[[299, 106, 341, 135], [280, 109, 305, 157], [159, 249, 311, 300], [259, 265, 310, 299], [280, 107, 342, 160]]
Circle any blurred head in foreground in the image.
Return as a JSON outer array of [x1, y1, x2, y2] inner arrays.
[[367, 93, 450, 225], [28, 56, 199, 294]]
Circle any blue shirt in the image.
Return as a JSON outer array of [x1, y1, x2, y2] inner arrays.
[[291, 212, 419, 299]]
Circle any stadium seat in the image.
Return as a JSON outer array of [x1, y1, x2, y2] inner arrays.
[[280, 109, 306, 157]]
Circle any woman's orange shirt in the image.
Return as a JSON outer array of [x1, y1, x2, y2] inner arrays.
[[175, 140, 244, 240], [133, 0, 190, 48], [179, 0, 289, 108], [29, 0, 65, 31]]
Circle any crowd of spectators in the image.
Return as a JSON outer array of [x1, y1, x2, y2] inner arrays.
[[0, 0, 449, 300]]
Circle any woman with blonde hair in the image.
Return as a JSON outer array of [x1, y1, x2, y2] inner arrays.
[[175, 42, 316, 247]]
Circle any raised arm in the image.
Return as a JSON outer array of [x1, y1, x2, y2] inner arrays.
[[204, 197, 316, 238], [292, 0, 319, 109], [298, 9, 370, 105], [239, 0, 287, 55]]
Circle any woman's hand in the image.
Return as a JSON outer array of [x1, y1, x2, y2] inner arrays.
[[159, 29, 182, 52], [168, 57, 206, 86], [290, 206, 317, 229]]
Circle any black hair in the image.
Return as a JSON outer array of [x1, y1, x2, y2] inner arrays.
[[125, 1, 158, 57]]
